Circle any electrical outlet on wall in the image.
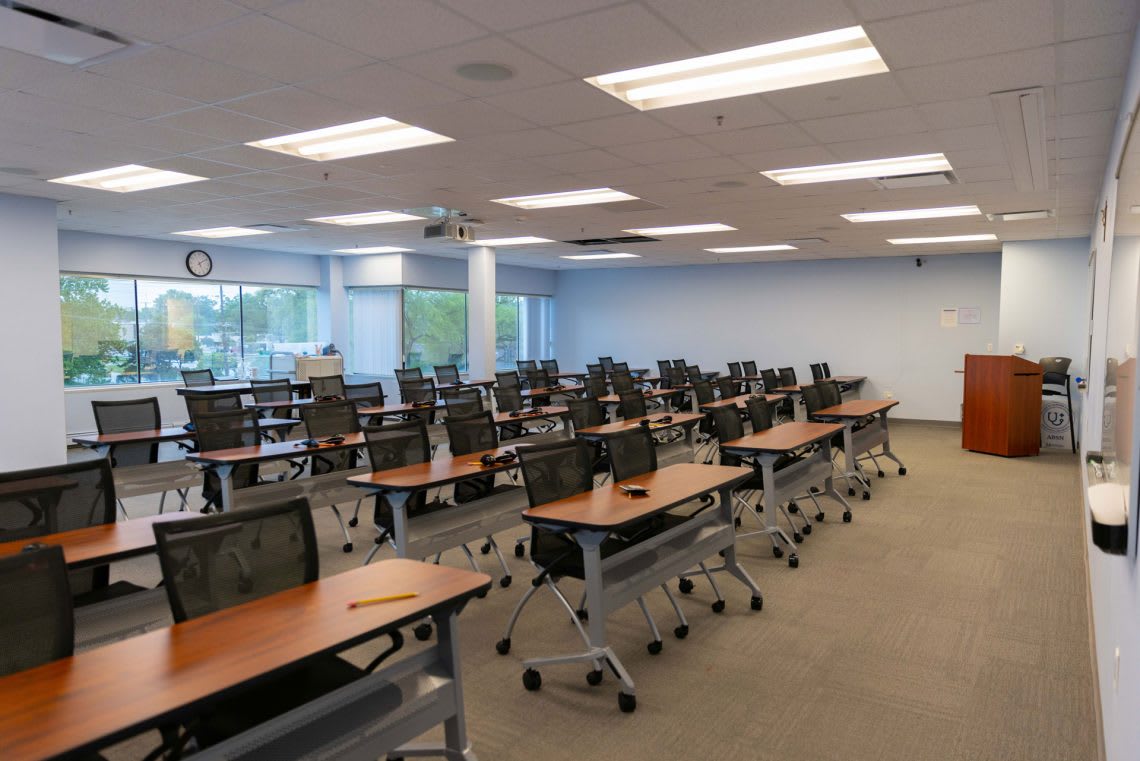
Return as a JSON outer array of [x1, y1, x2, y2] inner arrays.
[[884, 390, 893, 399], [986, 342, 994, 352], [1013, 343, 1025, 355], [1115, 647, 1120, 693]]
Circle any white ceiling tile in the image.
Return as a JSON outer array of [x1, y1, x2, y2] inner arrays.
[[391, 98, 536, 138], [551, 113, 682, 147], [22, 72, 198, 120], [1057, 78, 1125, 116], [761, 73, 910, 121], [531, 149, 635, 173], [649, 96, 788, 135], [149, 107, 291, 142], [0, 48, 70, 91], [936, 124, 1005, 151], [28, 0, 249, 43], [461, 128, 590, 158], [213, 171, 318, 192], [190, 145, 310, 170], [824, 133, 942, 161], [507, 3, 701, 77], [91, 47, 281, 103], [172, 15, 374, 82], [652, 156, 749, 180], [695, 123, 817, 155], [1058, 135, 1111, 159], [571, 164, 673, 187], [1055, 110, 1116, 139], [867, 0, 1054, 70], [1057, 33, 1134, 83], [645, 0, 857, 51], [846, 0, 978, 22], [145, 156, 252, 179], [609, 137, 719, 164], [895, 46, 1056, 104], [302, 62, 466, 114], [1058, 0, 1140, 40], [953, 164, 1012, 182], [464, 159, 564, 183], [438, 0, 622, 32], [221, 88, 377, 130], [801, 107, 927, 144], [390, 36, 572, 97], [917, 97, 997, 130], [945, 146, 1008, 168], [0, 91, 135, 134], [482, 80, 632, 127], [732, 145, 839, 171], [270, 0, 487, 59]]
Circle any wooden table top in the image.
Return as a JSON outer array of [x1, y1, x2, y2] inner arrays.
[[0, 512, 194, 568], [188, 431, 366, 466], [177, 380, 308, 396], [0, 559, 490, 761], [574, 412, 703, 438], [720, 421, 844, 453], [521, 385, 584, 397], [522, 463, 750, 531], [356, 400, 446, 415], [597, 388, 677, 403], [548, 371, 587, 379], [491, 407, 569, 425], [73, 419, 299, 447], [434, 378, 496, 389], [699, 394, 787, 411], [773, 376, 867, 393], [347, 445, 521, 492], [814, 399, 899, 418]]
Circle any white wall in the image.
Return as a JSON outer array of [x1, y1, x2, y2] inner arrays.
[[342, 251, 556, 295], [0, 193, 66, 468], [554, 253, 1002, 422]]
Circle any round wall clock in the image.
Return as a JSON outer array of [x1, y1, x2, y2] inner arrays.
[[186, 249, 213, 278]]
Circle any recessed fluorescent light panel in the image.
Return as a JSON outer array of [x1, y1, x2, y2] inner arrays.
[[842, 205, 981, 223], [761, 153, 953, 186], [561, 253, 641, 260], [333, 246, 414, 254], [467, 236, 554, 246], [492, 187, 639, 209], [622, 223, 736, 236], [887, 234, 997, 245], [704, 244, 797, 253], [49, 164, 206, 193], [985, 209, 1053, 222], [585, 26, 887, 110], [308, 210, 425, 226], [247, 117, 453, 161], [172, 227, 272, 238]]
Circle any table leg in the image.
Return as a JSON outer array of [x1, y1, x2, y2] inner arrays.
[[819, 440, 853, 522], [437, 609, 479, 761], [217, 464, 235, 512], [736, 454, 798, 566], [389, 492, 412, 558], [716, 485, 763, 598], [878, 412, 907, 474], [841, 420, 870, 500], [580, 529, 636, 700]]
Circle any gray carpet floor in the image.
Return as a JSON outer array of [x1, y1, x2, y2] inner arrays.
[[96, 423, 1097, 761]]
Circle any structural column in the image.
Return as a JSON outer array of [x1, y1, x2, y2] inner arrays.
[[467, 246, 496, 378], [0, 192, 66, 467], [317, 255, 348, 354]]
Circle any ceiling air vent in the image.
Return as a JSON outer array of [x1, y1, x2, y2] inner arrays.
[[0, 2, 132, 64], [786, 237, 828, 246], [248, 223, 312, 233], [870, 171, 957, 190], [562, 235, 660, 246]]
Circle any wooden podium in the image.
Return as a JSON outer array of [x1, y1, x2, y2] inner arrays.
[[961, 354, 1043, 457]]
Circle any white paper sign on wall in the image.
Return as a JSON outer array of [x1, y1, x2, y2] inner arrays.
[[940, 308, 958, 328], [958, 307, 980, 324]]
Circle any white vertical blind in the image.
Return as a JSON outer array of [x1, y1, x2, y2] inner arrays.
[[348, 287, 401, 375]]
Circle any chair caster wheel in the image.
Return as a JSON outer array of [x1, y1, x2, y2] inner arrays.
[[343, 542, 353, 553], [802, 524, 812, 535], [878, 470, 886, 478], [793, 532, 803, 543], [575, 608, 588, 621], [523, 668, 542, 691], [618, 692, 637, 713], [700, 494, 715, 505], [815, 512, 825, 521], [734, 516, 742, 527], [788, 554, 799, 568], [711, 599, 726, 614], [862, 491, 870, 501], [414, 623, 433, 641], [848, 487, 856, 496], [647, 640, 663, 655], [899, 467, 907, 476], [843, 511, 852, 523], [514, 543, 525, 557], [476, 590, 487, 599], [495, 638, 511, 655], [348, 517, 359, 528], [674, 625, 689, 639], [480, 542, 491, 554], [678, 578, 695, 594], [772, 546, 784, 559], [374, 535, 384, 544], [751, 595, 763, 611], [788, 502, 799, 514], [587, 669, 603, 686], [500, 575, 512, 588]]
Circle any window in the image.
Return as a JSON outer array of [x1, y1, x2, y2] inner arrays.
[[61, 274, 317, 387], [496, 294, 553, 370], [403, 289, 467, 372]]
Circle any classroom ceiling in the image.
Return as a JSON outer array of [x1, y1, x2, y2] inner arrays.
[[0, 0, 1135, 269]]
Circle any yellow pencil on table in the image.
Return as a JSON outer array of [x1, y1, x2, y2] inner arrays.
[[346, 592, 418, 608]]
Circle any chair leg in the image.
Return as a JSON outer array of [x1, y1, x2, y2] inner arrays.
[[158, 491, 167, 515], [486, 536, 512, 588], [635, 596, 664, 653], [660, 584, 689, 635], [328, 505, 353, 552], [116, 499, 129, 520], [500, 580, 542, 642], [459, 543, 480, 573]]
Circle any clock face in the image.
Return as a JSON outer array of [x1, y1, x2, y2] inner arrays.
[[186, 250, 212, 278]]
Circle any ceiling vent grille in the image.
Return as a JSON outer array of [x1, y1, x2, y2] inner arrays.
[[870, 171, 957, 190], [0, 2, 132, 64], [562, 235, 659, 246]]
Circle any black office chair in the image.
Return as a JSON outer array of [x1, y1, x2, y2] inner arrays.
[[810, 363, 824, 381], [598, 356, 615, 373], [727, 362, 742, 379], [434, 364, 461, 385], [540, 359, 559, 374], [442, 386, 483, 418], [151, 500, 400, 754], [717, 377, 742, 400], [760, 368, 793, 420], [495, 387, 553, 439], [618, 389, 647, 420], [496, 438, 686, 682], [0, 545, 74, 677], [309, 374, 346, 398], [395, 367, 423, 384], [250, 378, 295, 420], [300, 401, 360, 552], [92, 397, 187, 515], [612, 361, 630, 374], [1040, 356, 1076, 453], [345, 381, 386, 410], [495, 370, 522, 390], [183, 390, 244, 429], [671, 359, 686, 369], [586, 363, 606, 380], [400, 377, 437, 404], [195, 408, 265, 513], [181, 369, 215, 387], [517, 359, 538, 374], [821, 362, 832, 378], [665, 366, 688, 409], [0, 459, 147, 608], [684, 364, 702, 383], [611, 370, 635, 394], [657, 360, 673, 382], [742, 360, 758, 376], [585, 375, 609, 399], [777, 367, 797, 387]]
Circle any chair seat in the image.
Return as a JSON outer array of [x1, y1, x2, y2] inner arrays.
[[72, 580, 149, 608]]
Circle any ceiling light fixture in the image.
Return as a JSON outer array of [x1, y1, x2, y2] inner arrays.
[[49, 164, 206, 193], [561, 252, 641, 260], [308, 210, 425, 226], [333, 246, 414, 254], [991, 88, 1048, 192], [466, 236, 554, 246], [887, 234, 997, 245], [622, 223, 736, 236], [984, 209, 1053, 222], [247, 117, 453, 161], [704, 244, 797, 253], [491, 187, 640, 209], [172, 227, 272, 238], [841, 205, 981, 223], [585, 26, 887, 110], [761, 153, 953, 186]]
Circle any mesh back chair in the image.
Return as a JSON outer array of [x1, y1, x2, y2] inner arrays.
[[778, 367, 797, 387], [361, 420, 442, 564], [541, 359, 559, 374], [495, 386, 525, 413], [685, 364, 702, 383], [445, 411, 504, 504], [612, 361, 630, 374], [309, 374, 346, 399], [0, 459, 143, 607], [0, 546, 73, 678], [585, 375, 609, 399], [395, 367, 423, 384], [606, 425, 657, 482], [152, 499, 379, 752], [761, 369, 792, 419], [496, 371, 521, 389], [810, 363, 824, 381], [672, 359, 686, 368], [196, 409, 264, 512], [657, 360, 673, 385], [598, 356, 615, 372], [728, 362, 742, 379], [400, 377, 437, 404], [442, 387, 483, 418], [586, 363, 606, 380], [184, 390, 244, 428], [821, 362, 832, 378], [692, 379, 715, 406], [525, 369, 551, 391], [495, 387, 552, 440], [618, 389, 647, 420], [93, 396, 189, 515], [250, 378, 296, 425], [345, 381, 385, 410], [303, 402, 364, 553], [434, 364, 461, 385], [744, 395, 774, 434], [742, 360, 758, 376], [517, 359, 538, 374], [801, 384, 825, 418], [567, 397, 606, 432], [611, 371, 635, 394], [499, 439, 691, 664], [817, 380, 843, 409], [717, 377, 742, 400], [181, 369, 215, 387], [1040, 356, 1076, 453]]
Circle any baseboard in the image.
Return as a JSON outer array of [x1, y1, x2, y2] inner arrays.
[[891, 417, 961, 428]]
